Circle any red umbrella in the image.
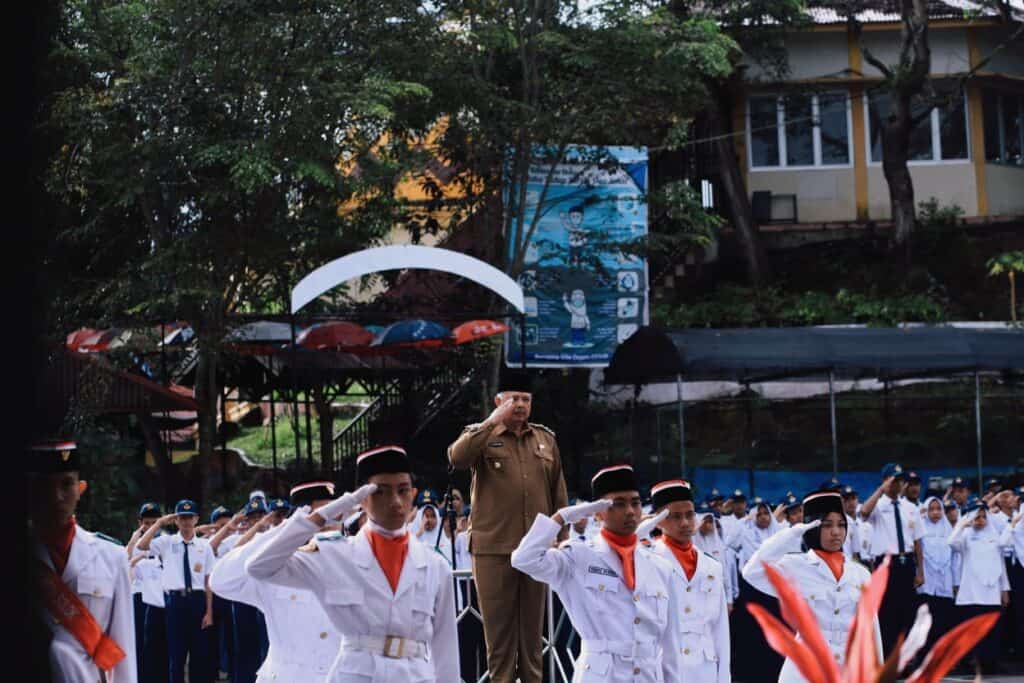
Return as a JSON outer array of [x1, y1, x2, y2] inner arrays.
[[66, 328, 101, 351], [77, 328, 123, 352], [297, 321, 375, 350], [452, 319, 509, 345]]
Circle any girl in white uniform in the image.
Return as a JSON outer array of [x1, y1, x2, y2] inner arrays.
[[694, 505, 737, 607], [917, 496, 955, 651], [742, 490, 882, 683], [948, 501, 1010, 674]]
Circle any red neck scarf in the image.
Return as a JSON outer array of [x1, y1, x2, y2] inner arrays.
[[601, 528, 638, 590], [663, 535, 698, 580], [41, 515, 77, 575], [366, 529, 409, 593], [813, 549, 845, 581]]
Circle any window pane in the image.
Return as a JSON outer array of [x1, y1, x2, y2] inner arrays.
[[1003, 95, 1022, 164], [750, 96, 780, 167], [868, 92, 889, 162], [939, 92, 968, 160], [983, 90, 1001, 161], [784, 93, 814, 166], [908, 99, 934, 161], [819, 92, 850, 164]]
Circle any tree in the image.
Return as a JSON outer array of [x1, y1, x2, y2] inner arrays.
[[44, 0, 439, 504], [846, 0, 1023, 260], [673, 0, 809, 288], [422, 0, 735, 396], [987, 251, 1024, 322]]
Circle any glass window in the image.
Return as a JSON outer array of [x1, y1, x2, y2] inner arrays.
[[819, 92, 850, 165], [784, 94, 814, 166], [938, 93, 968, 160], [983, 90, 1001, 162], [1004, 96, 1022, 164], [868, 92, 944, 162], [908, 99, 934, 161], [750, 96, 780, 168]]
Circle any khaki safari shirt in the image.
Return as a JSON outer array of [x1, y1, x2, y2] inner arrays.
[[449, 422, 568, 555]]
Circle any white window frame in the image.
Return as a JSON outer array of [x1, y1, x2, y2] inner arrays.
[[746, 91, 854, 171], [863, 90, 972, 166], [987, 90, 1024, 166]]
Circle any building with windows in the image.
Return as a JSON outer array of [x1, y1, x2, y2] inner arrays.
[[735, 2, 1024, 225]]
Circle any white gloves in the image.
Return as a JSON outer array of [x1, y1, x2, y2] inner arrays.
[[789, 519, 821, 534], [315, 484, 377, 522], [636, 509, 669, 541], [557, 499, 612, 525]]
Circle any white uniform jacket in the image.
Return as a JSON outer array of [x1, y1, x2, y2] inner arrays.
[[35, 526, 137, 683], [949, 524, 1009, 606], [650, 541, 730, 683], [999, 518, 1024, 568], [211, 524, 340, 681], [245, 514, 458, 683], [742, 525, 882, 683], [510, 514, 683, 683]]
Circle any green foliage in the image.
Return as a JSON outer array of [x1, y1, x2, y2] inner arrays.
[[656, 284, 948, 328], [987, 251, 1024, 277]]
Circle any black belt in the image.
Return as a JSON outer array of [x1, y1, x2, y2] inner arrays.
[[164, 589, 200, 596]]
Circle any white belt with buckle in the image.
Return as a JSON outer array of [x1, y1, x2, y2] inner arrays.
[[343, 635, 429, 660], [581, 639, 657, 660]]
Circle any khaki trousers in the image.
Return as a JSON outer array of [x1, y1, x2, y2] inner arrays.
[[472, 553, 545, 683]]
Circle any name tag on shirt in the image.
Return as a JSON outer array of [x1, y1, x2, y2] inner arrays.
[[588, 565, 617, 578]]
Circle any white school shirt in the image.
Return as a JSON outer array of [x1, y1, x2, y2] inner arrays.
[[949, 523, 1009, 606], [918, 518, 955, 598], [511, 515, 683, 683], [34, 526, 138, 683], [245, 515, 458, 683], [131, 548, 166, 608], [149, 532, 215, 592], [210, 524, 340, 681], [650, 541, 730, 683], [742, 525, 882, 683], [999, 519, 1024, 569], [988, 509, 1015, 560], [841, 514, 862, 559], [864, 495, 924, 557]]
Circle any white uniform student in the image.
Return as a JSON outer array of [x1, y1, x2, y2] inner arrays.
[[917, 496, 955, 648], [693, 504, 737, 606], [510, 464, 683, 683], [948, 500, 1010, 671], [647, 479, 730, 683], [742, 490, 882, 683], [246, 445, 458, 682], [211, 481, 342, 681], [28, 440, 137, 683]]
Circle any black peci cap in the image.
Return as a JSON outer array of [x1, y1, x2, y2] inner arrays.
[[356, 445, 411, 484], [28, 440, 80, 474], [290, 481, 337, 507], [591, 464, 639, 499], [651, 479, 694, 511], [499, 369, 533, 394]]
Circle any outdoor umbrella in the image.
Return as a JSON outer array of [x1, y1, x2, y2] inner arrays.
[[371, 319, 451, 349], [452, 319, 509, 344], [225, 320, 296, 355], [77, 328, 124, 353], [66, 328, 101, 351], [296, 321, 374, 350]]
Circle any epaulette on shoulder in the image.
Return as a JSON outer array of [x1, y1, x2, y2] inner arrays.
[[314, 530, 343, 543], [94, 532, 124, 546], [531, 423, 555, 437], [557, 539, 575, 550], [298, 541, 318, 553]]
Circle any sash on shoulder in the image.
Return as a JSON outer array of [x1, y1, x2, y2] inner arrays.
[[37, 561, 126, 671]]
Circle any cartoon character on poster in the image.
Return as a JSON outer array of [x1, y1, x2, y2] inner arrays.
[[562, 204, 587, 270], [562, 289, 592, 348]]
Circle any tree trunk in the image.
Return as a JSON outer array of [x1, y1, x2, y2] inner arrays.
[[314, 390, 334, 475], [138, 413, 188, 503], [881, 97, 916, 263], [193, 334, 219, 509], [708, 93, 769, 288]]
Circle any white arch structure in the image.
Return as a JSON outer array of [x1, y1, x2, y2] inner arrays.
[[291, 245, 525, 314]]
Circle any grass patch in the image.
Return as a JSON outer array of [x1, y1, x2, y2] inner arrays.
[[229, 414, 352, 467]]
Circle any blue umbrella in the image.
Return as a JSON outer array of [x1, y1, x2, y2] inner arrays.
[[371, 319, 451, 348]]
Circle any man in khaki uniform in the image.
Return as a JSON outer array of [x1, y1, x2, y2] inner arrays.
[[448, 372, 568, 683]]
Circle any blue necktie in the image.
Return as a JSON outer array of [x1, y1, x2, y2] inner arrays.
[[183, 541, 193, 591], [892, 501, 906, 554]]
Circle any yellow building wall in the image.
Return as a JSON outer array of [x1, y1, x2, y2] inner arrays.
[[747, 168, 858, 222], [866, 163, 978, 219]]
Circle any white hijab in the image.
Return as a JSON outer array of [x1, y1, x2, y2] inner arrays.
[[694, 512, 726, 558], [961, 510, 1002, 586], [737, 503, 781, 567], [920, 496, 952, 570]]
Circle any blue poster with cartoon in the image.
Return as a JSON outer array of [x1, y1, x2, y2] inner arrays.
[[505, 146, 648, 367]]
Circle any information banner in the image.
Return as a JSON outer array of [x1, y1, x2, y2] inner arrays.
[[505, 146, 648, 367]]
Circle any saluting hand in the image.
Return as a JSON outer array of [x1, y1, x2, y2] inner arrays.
[[636, 509, 669, 541], [789, 519, 822, 534], [554, 499, 612, 526], [485, 396, 517, 428], [317, 483, 378, 521]]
